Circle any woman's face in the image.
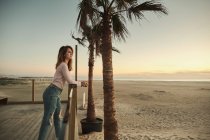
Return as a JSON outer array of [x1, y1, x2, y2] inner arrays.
[[65, 48, 73, 60]]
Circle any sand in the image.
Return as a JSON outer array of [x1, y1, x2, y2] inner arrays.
[[1, 80, 210, 140], [78, 81, 210, 140]]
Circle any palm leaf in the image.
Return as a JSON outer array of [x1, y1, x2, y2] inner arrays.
[[112, 0, 137, 10], [112, 14, 129, 41], [92, 22, 103, 56], [127, 0, 168, 21], [96, 0, 104, 7], [77, 0, 101, 30], [72, 34, 87, 47], [112, 46, 120, 53], [114, 0, 128, 10]]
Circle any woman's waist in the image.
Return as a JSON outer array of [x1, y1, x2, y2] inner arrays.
[[49, 83, 63, 92]]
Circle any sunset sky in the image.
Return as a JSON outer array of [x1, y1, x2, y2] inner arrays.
[[0, 0, 210, 80]]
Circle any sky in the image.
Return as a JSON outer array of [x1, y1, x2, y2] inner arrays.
[[0, 0, 210, 80]]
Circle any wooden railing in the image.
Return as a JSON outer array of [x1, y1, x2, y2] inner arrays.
[[32, 79, 35, 103], [61, 45, 79, 139], [61, 84, 79, 140]]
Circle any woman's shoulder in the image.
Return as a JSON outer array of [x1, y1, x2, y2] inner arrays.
[[57, 62, 67, 69], [59, 62, 67, 66], [59, 62, 67, 68]]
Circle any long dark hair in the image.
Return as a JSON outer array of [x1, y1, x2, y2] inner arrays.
[[55, 45, 73, 71]]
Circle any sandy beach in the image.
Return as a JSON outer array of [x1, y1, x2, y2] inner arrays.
[[78, 80, 210, 140], [1, 80, 210, 140]]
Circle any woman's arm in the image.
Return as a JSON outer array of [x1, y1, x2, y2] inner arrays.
[[61, 63, 81, 87]]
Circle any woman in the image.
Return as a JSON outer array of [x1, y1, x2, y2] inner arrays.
[[38, 45, 87, 140]]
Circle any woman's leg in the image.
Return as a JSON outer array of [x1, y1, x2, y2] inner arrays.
[[38, 89, 58, 140], [54, 96, 61, 138]]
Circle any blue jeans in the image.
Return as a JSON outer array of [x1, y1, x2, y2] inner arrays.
[[38, 85, 62, 140]]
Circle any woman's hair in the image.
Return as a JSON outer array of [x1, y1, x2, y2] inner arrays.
[[55, 45, 73, 71]]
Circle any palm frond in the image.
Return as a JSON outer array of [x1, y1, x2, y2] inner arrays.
[[112, 14, 129, 41], [92, 22, 103, 56], [112, 46, 120, 53], [104, 0, 111, 7], [71, 34, 87, 47], [112, 0, 137, 10], [77, 1, 88, 30], [127, 0, 168, 21], [77, 0, 101, 30], [123, 0, 137, 6], [96, 0, 104, 7], [91, 8, 103, 25], [114, 0, 128, 10], [95, 39, 102, 56], [77, 10, 87, 31]]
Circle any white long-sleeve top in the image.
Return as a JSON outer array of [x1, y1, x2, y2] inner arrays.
[[52, 62, 81, 89]]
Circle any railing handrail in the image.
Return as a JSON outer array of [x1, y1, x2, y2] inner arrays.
[[61, 84, 78, 140]]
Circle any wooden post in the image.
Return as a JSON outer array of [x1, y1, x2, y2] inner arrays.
[[83, 92, 86, 108], [68, 84, 78, 140], [64, 45, 78, 140], [32, 79, 35, 103], [75, 45, 78, 81]]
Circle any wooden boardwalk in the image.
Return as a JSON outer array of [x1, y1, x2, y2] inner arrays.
[[0, 104, 67, 140]]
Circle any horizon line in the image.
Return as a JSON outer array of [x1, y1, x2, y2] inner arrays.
[[1, 76, 210, 82]]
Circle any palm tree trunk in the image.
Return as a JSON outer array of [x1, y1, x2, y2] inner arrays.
[[87, 43, 96, 122], [102, 14, 118, 140]]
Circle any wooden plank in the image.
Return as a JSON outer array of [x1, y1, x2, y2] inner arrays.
[[29, 113, 43, 139], [0, 104, 68, 140], [0, 118, 11, 129], [48, 128, 56, 140], [16, 118, 37, 139], [21, 112, 43, 140], [9, 118, 26, 139], [13, 118, 31, 139], [0, 118, 21, 139], [0, 106, 11, 116]]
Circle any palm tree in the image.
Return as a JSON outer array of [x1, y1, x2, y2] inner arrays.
[[72, 25, 120, 123], [72, 26, 97, 122], [77, 0, 167, 139]]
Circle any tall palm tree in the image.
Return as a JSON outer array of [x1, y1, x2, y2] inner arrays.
[[73, 24, 120, 123], [77, 0, 167, 139], [72, 25, 97, 122]]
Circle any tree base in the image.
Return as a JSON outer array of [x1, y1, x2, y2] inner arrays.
[[80, 118, 103, 134]]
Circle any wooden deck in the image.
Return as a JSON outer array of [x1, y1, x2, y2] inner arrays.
[[0, 104, 68, 140]]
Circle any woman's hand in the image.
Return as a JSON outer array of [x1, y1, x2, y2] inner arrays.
[[81, 81, 88, 87]]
